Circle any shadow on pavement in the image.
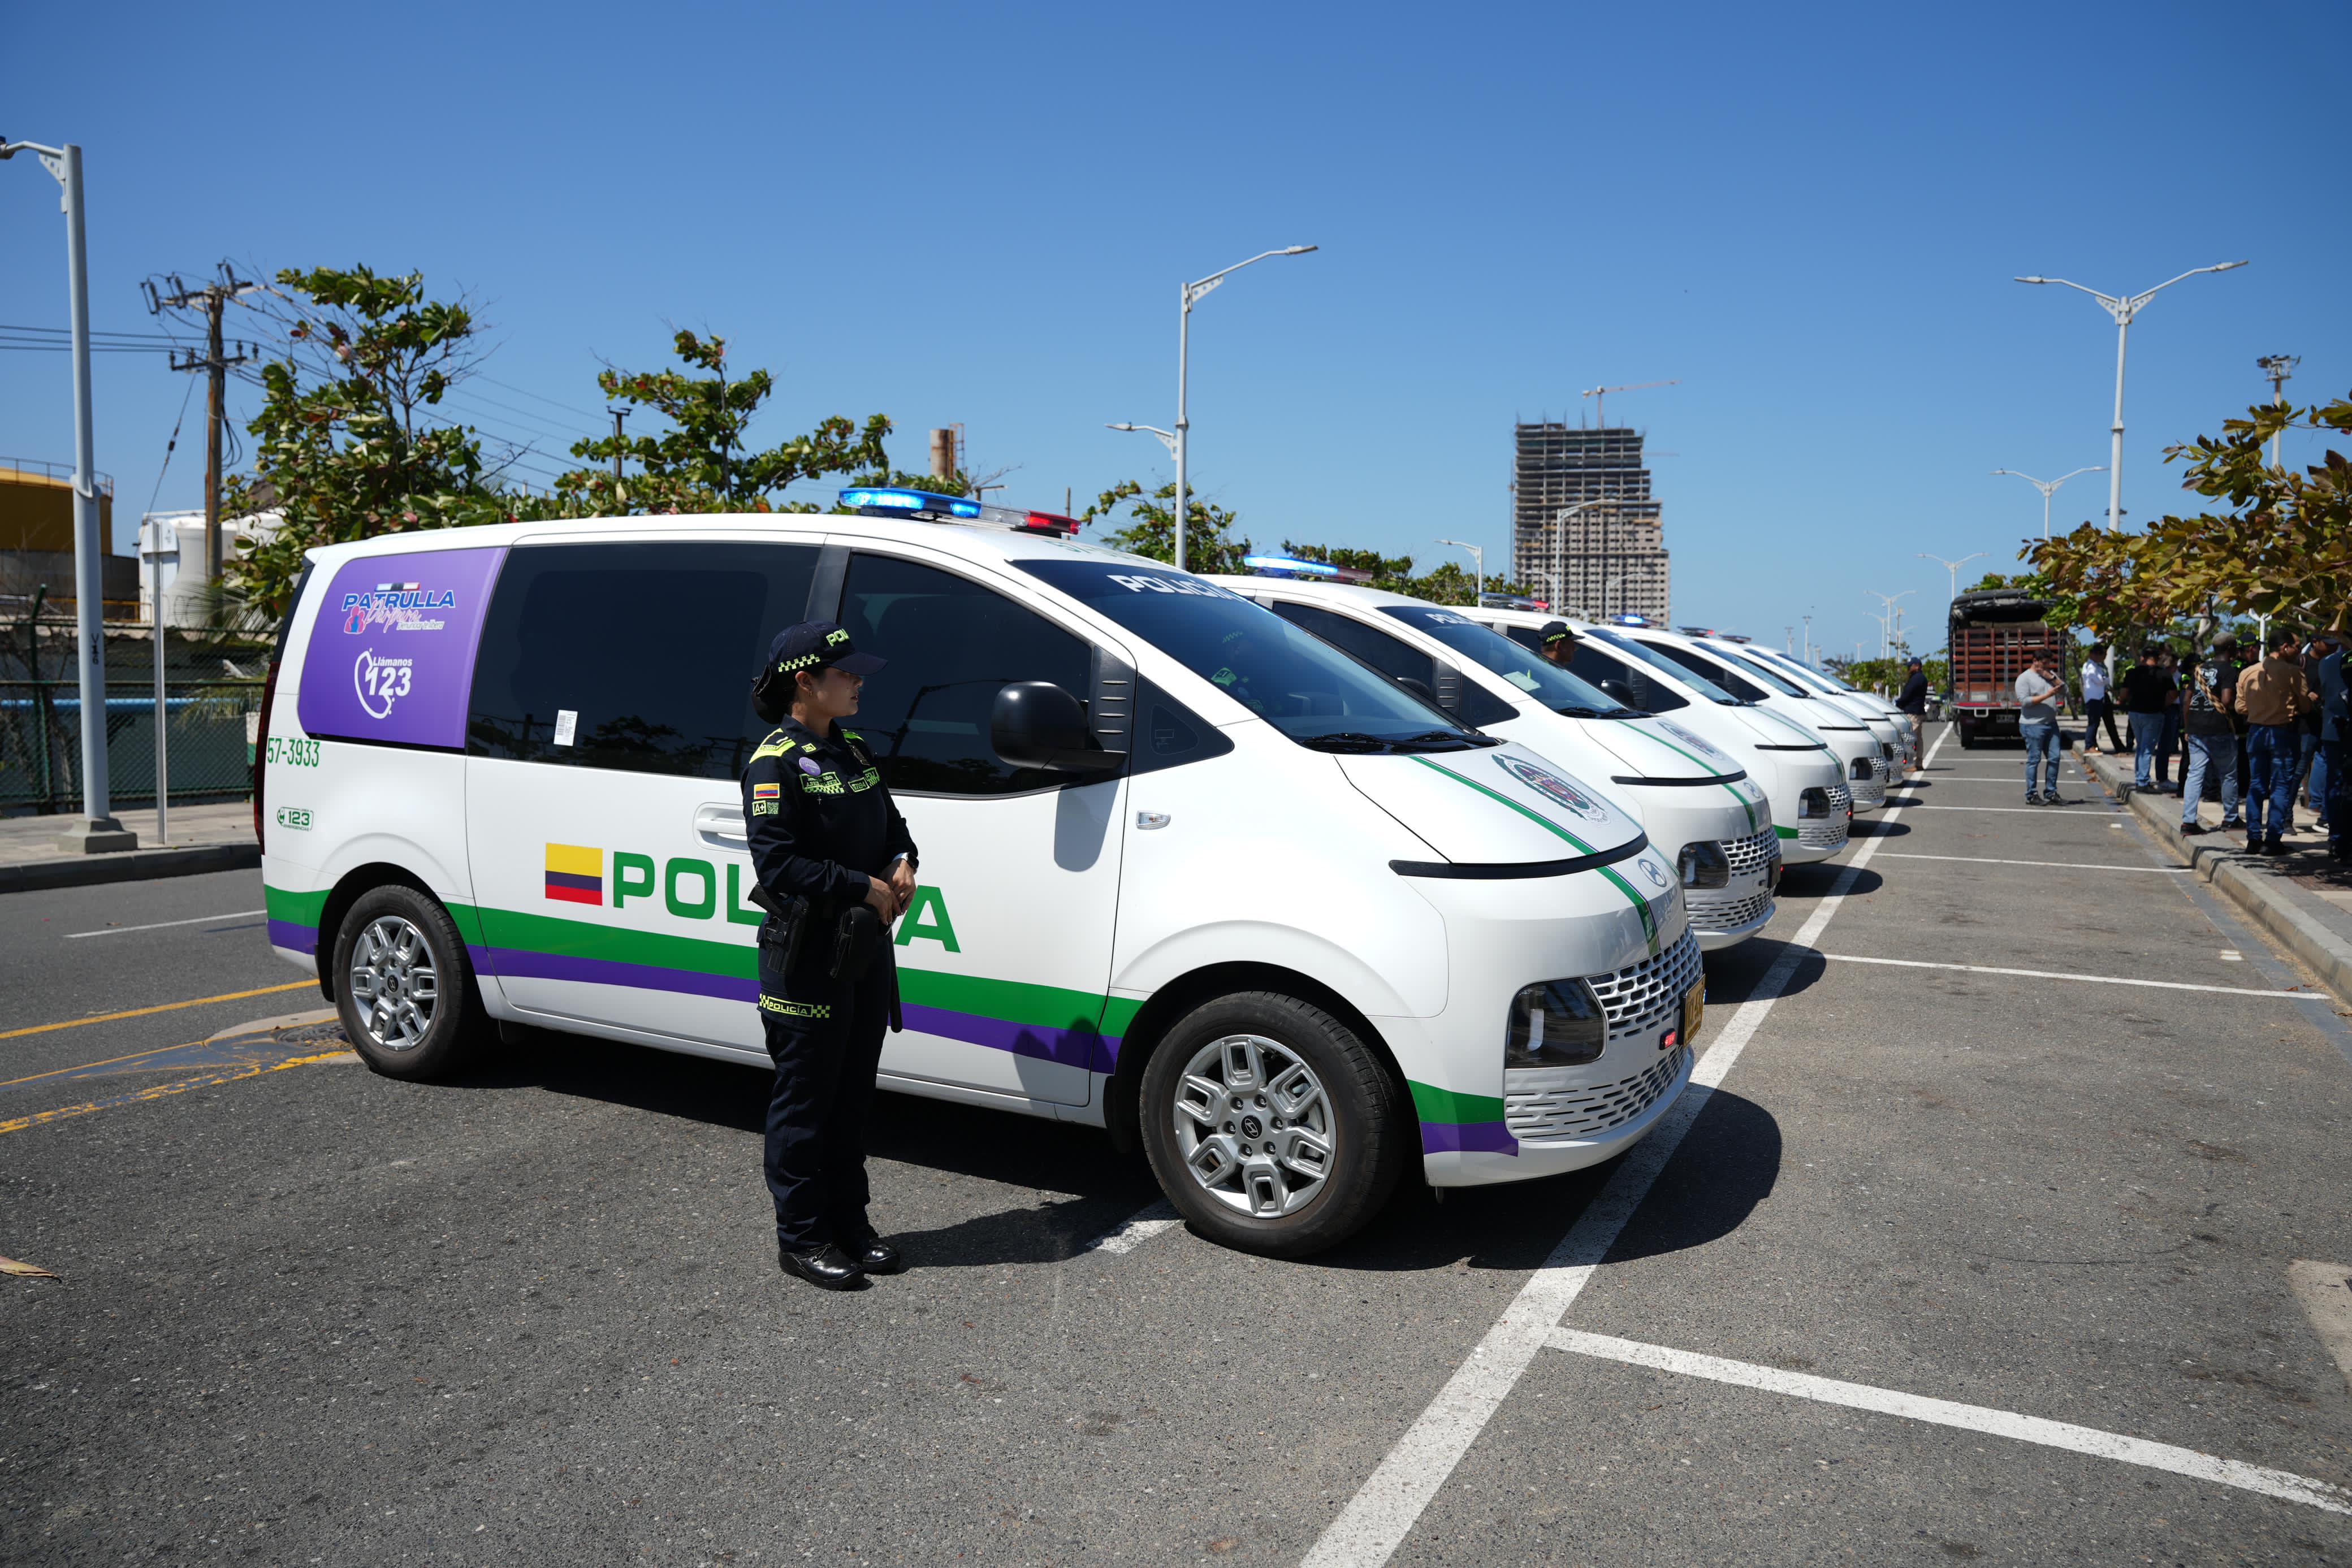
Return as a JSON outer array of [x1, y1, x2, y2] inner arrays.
[[1602, 1087, 1782, 1265], [1696, 937, 1829, 1007]]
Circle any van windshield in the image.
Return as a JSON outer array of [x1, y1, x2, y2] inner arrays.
[[1017, 560, 1490, 752], [1583, 626, 1744, 705], [1698, 644, 1811, 698], [1378, 604, 1633, 717]]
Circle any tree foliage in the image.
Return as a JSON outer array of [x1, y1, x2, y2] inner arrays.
[[1080, 481, 1254, 573], [1277, 542, 1536, 606], [556, 330, 894, 514], [226, 266, 514, 623], [2027, 391, 2352, 636]]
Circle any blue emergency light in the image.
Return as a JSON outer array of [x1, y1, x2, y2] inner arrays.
[[1243, 555, 1338, 578], [1610, 612, 1652, 627], [840, 487, 982, 519]]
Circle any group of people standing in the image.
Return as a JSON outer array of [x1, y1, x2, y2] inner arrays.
[[2078, 630, 2346, 859]]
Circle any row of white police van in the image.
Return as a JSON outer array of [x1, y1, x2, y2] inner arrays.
[[255, 491, 1910, 1256]]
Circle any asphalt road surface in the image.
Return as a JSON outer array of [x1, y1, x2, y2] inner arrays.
[[7, 724, 2352, 1566]]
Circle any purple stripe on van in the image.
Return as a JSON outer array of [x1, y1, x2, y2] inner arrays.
[[1419, 1120, 1520, 1156], [473, 946, 755, 1004], [898, 1004, 1117, 1075], [270, 919, 319, 955]]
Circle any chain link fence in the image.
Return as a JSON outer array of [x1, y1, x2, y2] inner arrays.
[[0, 680, 263, 813]]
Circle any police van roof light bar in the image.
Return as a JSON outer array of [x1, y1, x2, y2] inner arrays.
[[1242, 554, 1374, 584], [838, 487, 1082, 537]]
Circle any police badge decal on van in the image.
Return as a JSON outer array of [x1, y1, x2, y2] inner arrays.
[[1493, 755, 1610, 824]]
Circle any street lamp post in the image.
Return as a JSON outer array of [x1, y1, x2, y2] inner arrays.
[[2014, 262, 2247, 533], [1990, 467, 2105, 539], [2, 135, 135, 854], [2256, 354, 2299, 469], [1549, 500, 1605, 616], [1433, 538, 1484, 602], [1171, 245, 1316, 571], [1865, 590, 1914, 660]]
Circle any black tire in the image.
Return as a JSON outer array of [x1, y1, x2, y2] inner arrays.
[[1139, 991, 1406, 1258], [330, 884, 487, 1081], [1957, 720, 1977, 750]]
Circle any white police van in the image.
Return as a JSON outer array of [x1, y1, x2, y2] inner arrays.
[[1618, 626, 1891, 811], [1204, 566, 1778, 949], [1733, 641, 1917, 770], [1472, 608, 1853, 864], [254, 491, 1704, 1257]]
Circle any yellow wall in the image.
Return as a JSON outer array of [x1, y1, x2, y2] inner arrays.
[[0, 467, 113, 552]]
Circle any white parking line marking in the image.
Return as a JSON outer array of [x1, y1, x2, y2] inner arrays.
[[1879, 802, 2117, 814], [1545, 1329, 2352, 1517], [63, 909, 266, 939], [2288, 1262, 2352, 1396], [1081, 1199, 1179, 1255], [1877, 852, 2186, 874], [1297, 725, 1948, 1568], [1819, 952, 2308, 998]]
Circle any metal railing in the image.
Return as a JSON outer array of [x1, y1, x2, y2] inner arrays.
[[0, 679, 260, 812]]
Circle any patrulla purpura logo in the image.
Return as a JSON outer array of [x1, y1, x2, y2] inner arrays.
[[341, 582, 457, 635], [1494, 753, 1610, 823]]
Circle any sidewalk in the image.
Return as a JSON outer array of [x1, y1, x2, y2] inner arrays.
[[0, 800, 260, 894], [2080, 746, 2352, 1007]]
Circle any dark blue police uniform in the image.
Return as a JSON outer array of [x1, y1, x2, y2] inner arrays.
[[742, 623, 917, 1289]]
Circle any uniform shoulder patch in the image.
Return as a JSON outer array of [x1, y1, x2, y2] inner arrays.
[[750, 730, 792, 762]]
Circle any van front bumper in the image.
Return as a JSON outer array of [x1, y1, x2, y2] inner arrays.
[[1423, 1044, 1693, 1187]]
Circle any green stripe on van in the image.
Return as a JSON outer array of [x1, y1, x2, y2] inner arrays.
[[1633, 727, 1758, 833], [1408, 756, 1659, 955], [1407, 1080, 1506, 1125]]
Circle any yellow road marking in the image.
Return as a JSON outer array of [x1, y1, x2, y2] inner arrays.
[[0, 1038, 207, 1089], [0, 1050, 354, 1137], [0, 981, 315, 1042]]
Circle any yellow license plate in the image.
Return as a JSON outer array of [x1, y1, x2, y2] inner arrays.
[[1680, 982, 1705, 1049]]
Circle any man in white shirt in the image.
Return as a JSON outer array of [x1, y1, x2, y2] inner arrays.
[[2078, 642, 2121, 754], [2017, 653, 2065, 804]]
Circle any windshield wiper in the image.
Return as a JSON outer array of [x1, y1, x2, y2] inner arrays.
[[1300, 731, 1397, 753], [1396, 728, 1498, 750]]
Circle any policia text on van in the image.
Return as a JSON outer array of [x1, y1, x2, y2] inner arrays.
[[255, 488, 1701, 1258]]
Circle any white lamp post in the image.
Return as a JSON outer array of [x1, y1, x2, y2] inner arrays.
[[1989, 467, 2104, 539], [2014, 262, 2247, 533], [2, 134, 135, 852], [1433, 538, 1484, 602], [1170, 245, 1316, 571], [1549, 499, 1605, 616]]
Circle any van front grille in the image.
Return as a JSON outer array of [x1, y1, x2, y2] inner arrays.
[[1505, 1047, 1689, 1142]]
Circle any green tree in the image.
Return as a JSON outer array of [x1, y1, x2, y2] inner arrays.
[[1278, 541, 1534, 605], [226, 265, 514, 623], [1080, 481, 1253, 572], [2028, 390, 2352, 636], [557, 330, 894, 514]]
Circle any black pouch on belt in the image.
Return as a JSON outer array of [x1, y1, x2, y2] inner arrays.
[[829, 903, 881, 981]]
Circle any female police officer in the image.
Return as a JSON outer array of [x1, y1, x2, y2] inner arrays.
[[744, 621, 919, 1290]]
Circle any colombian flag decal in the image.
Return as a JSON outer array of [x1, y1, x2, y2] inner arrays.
[[544, 843, 603, 906], [752, 782, 781, 800]]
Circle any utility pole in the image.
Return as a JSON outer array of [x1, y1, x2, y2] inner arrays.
[[146, 265, 262, 583], [1434, 539, 1484, 602], [2256, 354, 2299, 469], [5, 134, 135, 851], [609, 409, 629, 513], [1802, 613, 1813, 666]]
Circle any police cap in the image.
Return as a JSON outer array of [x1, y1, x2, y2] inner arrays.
[[766, 621, 887, 679], [1539, 620, 1577, 649]]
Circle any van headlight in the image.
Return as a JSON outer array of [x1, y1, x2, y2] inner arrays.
[[1676, 840, 1731, 889], [1504, 980, 1607, 1068], [1848, 756, 1874, 781], [1799, 786, 1831, 818]]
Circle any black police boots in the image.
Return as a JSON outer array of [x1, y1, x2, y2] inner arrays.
[[844, 1236, 904, 1275], [779, 1242, 867, 1291]]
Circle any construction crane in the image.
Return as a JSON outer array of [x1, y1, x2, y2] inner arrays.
[[1580, 379, 1679, 427]]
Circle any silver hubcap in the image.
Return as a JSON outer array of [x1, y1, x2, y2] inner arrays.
[[347, 915, 439, 1052], [1172, 1033, 1334, 1218]]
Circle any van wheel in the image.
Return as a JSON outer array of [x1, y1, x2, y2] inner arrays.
[[331, 885, 485, 1081], [1140, 991, 1406, 1258]]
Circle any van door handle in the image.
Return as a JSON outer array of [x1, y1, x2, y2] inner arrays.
[[693, 802, 746, 848]]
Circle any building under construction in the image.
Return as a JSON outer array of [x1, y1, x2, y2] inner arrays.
[[1510, 423, 1668, 623]]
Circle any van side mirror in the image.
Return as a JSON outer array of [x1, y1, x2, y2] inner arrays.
[[991, 682, 1125, 774]]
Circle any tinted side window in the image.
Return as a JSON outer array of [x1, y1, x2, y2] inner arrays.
[[840, 554, 1093, 796], [1567, 645, 1688, 712], [1638, 640, 1767, 702], [1270, 601, 1437, 690], [1131, 680, 1235, 776], [468, 542, 819, 778], [1454, 681, 1519, 729], [1499, 623, 1544, 654]]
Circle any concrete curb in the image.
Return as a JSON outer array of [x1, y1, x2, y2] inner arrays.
[[201, 1007, 339, 1048], [2083, 750, 2352, 1008], [0, 841, 260, 895]]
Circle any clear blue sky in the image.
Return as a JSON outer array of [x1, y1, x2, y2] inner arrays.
[[3, 1, 2342, 659]]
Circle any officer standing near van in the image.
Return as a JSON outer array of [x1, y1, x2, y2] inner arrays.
[[1537, 621, 1580, 668], [743, 622, 919, 1290]]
